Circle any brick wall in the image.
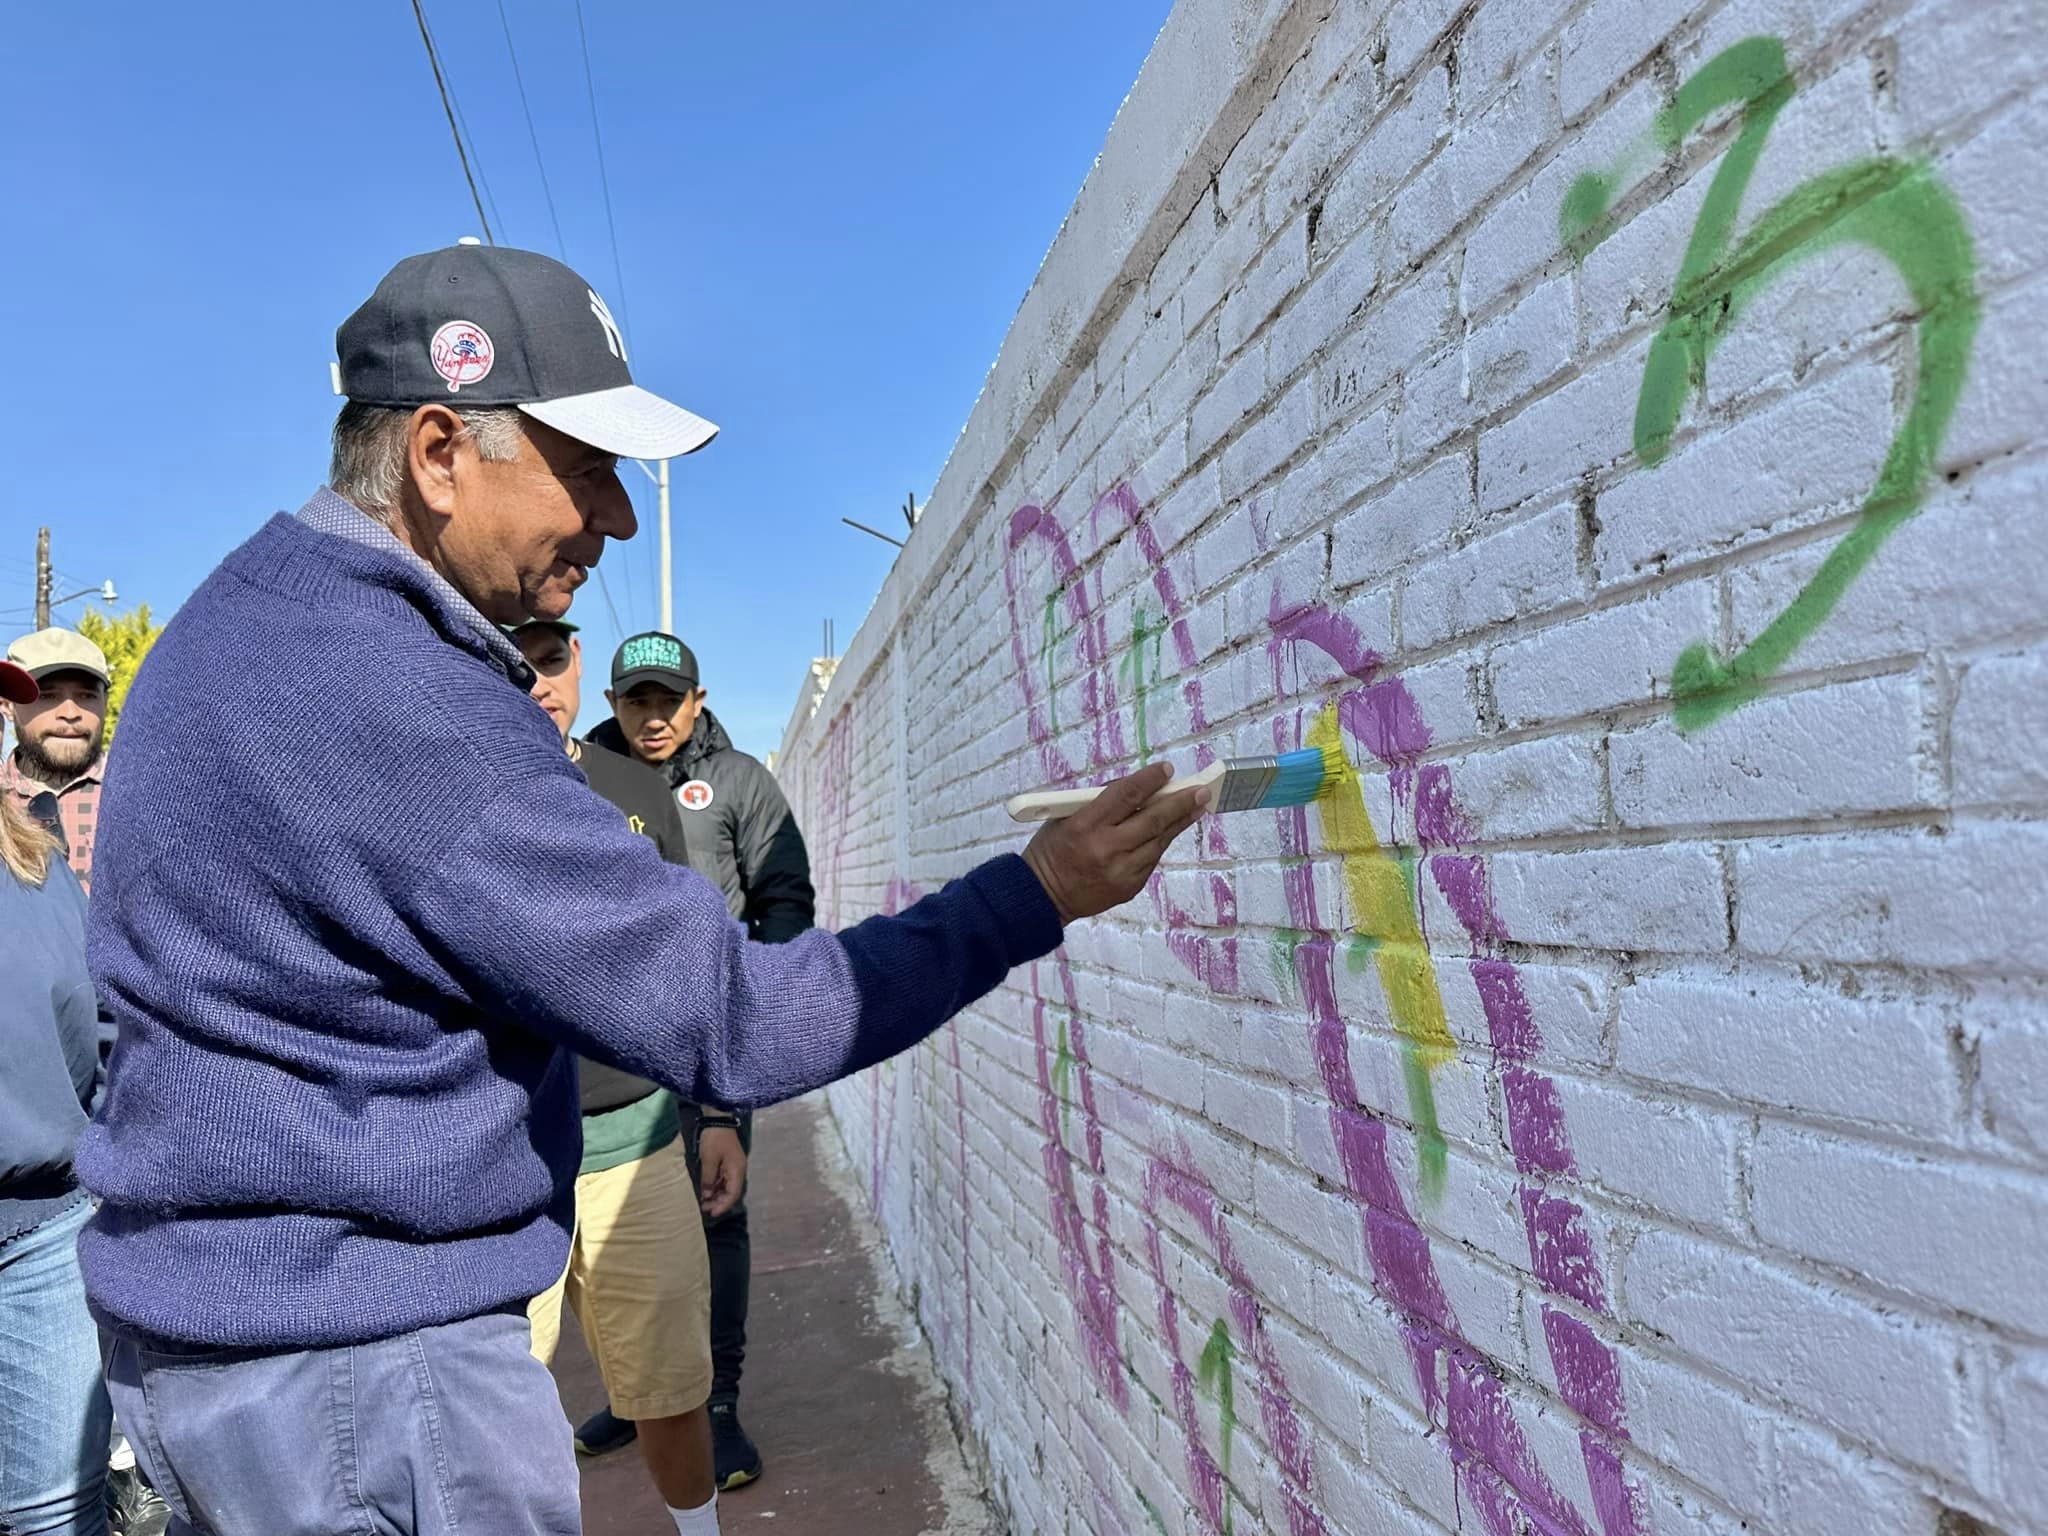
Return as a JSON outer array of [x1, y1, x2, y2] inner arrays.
[[774, 0, 2047, 1531]]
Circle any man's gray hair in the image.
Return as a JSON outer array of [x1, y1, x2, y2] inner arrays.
[[328, 401, 526, 521]]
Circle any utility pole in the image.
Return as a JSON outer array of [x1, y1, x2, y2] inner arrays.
[[29, 530, 117, 631], [632, 458, 676, 635], [658, 457, 672, 634]]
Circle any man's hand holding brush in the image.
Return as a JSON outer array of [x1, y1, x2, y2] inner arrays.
[[1020, 762, 1211, 925]]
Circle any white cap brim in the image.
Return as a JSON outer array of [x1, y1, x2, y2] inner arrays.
[[520, 385, 719, 460]]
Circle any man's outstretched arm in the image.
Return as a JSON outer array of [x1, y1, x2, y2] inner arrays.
[[404, 761, 1207, 1109]]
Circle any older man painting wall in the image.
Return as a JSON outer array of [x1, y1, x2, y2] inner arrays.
[[77, 244, 1207, 1536]]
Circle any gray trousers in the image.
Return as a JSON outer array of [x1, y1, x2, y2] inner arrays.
[[105, 1309, 581, 1536]]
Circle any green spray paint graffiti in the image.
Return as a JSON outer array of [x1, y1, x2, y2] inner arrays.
[[1351, 881, 1451, 1206], [1134, 1488, 1173, 1536], [1269, 925, 1308, 1004], [1562, 35, 1980, 730], [1117, 600, 1170, 763], [1038, 588, 1175, 760], [1197, 1318, 1237, 1536], [1053, 1012, 1075, 1147]]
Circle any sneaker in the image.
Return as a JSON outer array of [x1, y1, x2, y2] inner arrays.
[[709, 1400, 762, 1490], [107, 1464, 173, 1536], [573, 1406, 638, 1457]]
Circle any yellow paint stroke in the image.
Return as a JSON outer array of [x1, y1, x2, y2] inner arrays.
[[1308, 706, 1454, 1200]]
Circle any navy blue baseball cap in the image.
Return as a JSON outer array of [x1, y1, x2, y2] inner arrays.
[[336, 245, 719, 459]]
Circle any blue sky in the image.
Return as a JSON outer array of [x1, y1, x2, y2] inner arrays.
[[0, 1, 1171, 755]]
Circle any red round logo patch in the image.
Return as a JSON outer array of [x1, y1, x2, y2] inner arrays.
[[430, 320, 495, 393], [679, 780, 715, 812]]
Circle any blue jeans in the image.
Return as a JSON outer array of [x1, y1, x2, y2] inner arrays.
[[106, 1308, 580, 1536], [0, 1198, 112, 1536]]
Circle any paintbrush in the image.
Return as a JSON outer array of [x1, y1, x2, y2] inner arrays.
[[1004, 742, 1347, 822]]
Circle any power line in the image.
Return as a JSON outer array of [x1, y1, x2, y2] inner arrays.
[[572, 0, 632, 345], [495, 0, 566, 261], [592, 564, 625, 637], [569, 0, 656, 632], [617, 475, 643, 626], [409, 0, 496, 244], [435, 17, 507, 242]]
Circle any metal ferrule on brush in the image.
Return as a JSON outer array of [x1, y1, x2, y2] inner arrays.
[[1211, 755, 1280, 813]]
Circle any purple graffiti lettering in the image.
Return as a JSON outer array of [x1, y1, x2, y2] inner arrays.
[[1542, 1309, 1627, 1437], [979, 483, 1645, 1534], [1144, 1151, 1327, 1535], [1274, 602, 1643, 1535]]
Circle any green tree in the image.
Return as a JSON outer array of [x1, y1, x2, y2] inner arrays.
[[76, 603, 164, 743]]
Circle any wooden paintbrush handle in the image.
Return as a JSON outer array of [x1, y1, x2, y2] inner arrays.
[[1004, 785, 1106, 822], [1004, 760, 1226, 823]]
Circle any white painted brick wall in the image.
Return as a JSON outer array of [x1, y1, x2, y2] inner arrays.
[[776, 0, 2048, 1531]]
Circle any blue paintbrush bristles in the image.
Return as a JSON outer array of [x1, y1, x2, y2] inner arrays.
[[1257, 742, 1347, 808]]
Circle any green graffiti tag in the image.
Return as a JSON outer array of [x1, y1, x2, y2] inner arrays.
[[1053, 1012, 1075, 1147], [1343, 932, 1379, 973], [1134, 1488, 1173, 1536], [1338, 924, 1448, 1201], [1563, 35, 1980, 730], [1117, 600, 1170, 763], [1198, 1318, 1237, 1536], [1269, 925, 1308, 1004]]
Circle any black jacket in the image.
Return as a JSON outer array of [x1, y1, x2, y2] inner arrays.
[[565, 738, 694, 1114], [586, 709, 815, 944]]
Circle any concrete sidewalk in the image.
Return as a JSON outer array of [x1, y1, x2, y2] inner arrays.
[[550, 1095, 996, 1536]]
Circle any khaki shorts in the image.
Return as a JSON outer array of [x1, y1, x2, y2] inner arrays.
[[527, 1136, 713, 1420]]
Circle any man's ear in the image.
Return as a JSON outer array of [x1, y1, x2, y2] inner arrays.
[[604, 688, 618, 711], [695, 688, 709, 707], [407, 404, 466, 517]]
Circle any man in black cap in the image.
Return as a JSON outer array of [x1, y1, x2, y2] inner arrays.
[[508, 617, 730, 1533], [579, 632, 808, 1487], [80, 242, 1208, 1536]]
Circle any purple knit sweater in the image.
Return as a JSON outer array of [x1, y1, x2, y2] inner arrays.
[[76, 502, 1061, 1348]]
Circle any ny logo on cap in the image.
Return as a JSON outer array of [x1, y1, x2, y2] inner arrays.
[[589, 289, 627, 363]]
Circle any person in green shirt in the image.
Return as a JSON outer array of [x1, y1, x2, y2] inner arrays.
[[511, 618, 737, 1536]]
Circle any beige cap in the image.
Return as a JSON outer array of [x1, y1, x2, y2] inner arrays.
[[7, 627, 110, 686]]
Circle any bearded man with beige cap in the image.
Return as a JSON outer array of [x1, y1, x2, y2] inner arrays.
[[3, 628, 111, 889]]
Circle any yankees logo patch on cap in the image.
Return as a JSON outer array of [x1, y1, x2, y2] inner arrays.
[[429, 320, 495, 393], [679, 780, 715, 812], [335, 244, 719, 457]]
